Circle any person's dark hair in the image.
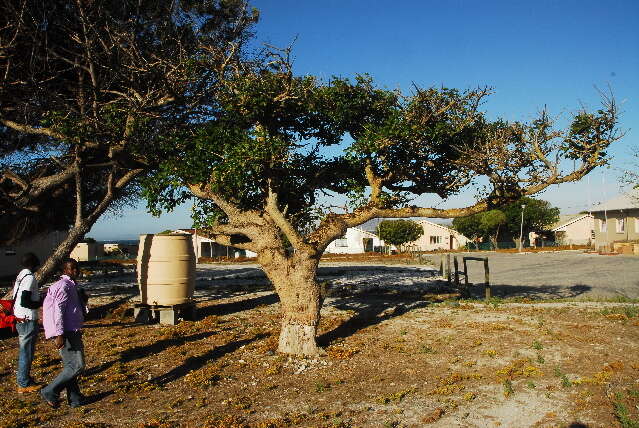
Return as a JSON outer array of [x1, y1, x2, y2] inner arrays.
[[21, 252, 40, 270], [62, 258, 78, 270]]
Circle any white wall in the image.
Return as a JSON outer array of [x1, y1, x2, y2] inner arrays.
[[409, 220, 469, 251], [325, 227, 383, 254], [553, 215, 594, 245]]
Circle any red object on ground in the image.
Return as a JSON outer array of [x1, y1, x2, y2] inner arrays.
[[0, 299, 17, 332]]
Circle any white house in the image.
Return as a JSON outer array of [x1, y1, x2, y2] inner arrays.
[[0, 231, 65, 277], [408, 219, 469, 251], [324, 226, 386, 254], [551, 214, 594, 246], [174, 229, 257, 259]]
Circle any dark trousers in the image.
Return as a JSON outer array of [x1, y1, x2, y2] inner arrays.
[[40, 331, 85, 405]]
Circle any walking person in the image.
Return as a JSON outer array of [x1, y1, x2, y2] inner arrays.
[[13, 252, 42, 394], [40, 258, 87, 408]]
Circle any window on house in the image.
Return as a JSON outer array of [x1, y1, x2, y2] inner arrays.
[[429, 236, 442, 244], [335, 238, 348, 247], [616, 218, 625, 233], [601, 219, 607, 232]]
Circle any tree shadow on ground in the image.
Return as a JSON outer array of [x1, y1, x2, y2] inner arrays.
[[318, 293, 435, 347], [468, 283, 592, 299], [150, 334, 267, 386], [86, 295, 134, 321], [86, 335, 265, 403], [84, 329, 220, 377], [197, 293, 279, 318]]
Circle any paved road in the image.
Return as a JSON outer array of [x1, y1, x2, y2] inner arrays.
[[432, 251, 639, 299]]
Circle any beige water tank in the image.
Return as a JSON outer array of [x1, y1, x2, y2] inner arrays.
[[137, 234, 196, 305]]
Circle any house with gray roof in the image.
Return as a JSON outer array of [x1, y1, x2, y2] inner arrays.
[[590, 189, 639, 250]]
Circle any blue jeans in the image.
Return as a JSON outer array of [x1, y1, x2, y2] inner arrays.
[[16, 320, 38, 387], [40, 331, 85, 405]]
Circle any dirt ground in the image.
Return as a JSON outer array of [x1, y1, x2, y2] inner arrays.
[[1, 264, 639, 428]]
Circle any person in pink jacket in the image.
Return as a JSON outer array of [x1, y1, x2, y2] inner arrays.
[[40, 259, 87, 408]]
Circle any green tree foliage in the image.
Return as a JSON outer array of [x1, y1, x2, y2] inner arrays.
[[452, 210, 506, 246], [377, 220, 424, 251], [453, 198, 559, 246], [501, 197, 561, 236]]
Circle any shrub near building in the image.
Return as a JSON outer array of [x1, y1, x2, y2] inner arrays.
[[377, 220, 424, 253]]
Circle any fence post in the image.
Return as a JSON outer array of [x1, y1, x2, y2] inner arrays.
[[453, 256, 459, 289], [446, 254, 451, 284], [439, 257, 443, 276], [483, 257, 491, 299], [462, 257, 469, 298]]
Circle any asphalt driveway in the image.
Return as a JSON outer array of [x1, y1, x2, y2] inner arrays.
[[436, 251, 639, 299]]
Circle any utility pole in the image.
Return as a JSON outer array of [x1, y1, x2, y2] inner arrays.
[[519, 204, 526, 252]]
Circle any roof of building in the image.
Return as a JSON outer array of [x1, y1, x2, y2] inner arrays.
[[175, 228, 195, 234], [590, 189, 639, 212], [350, 227, 380, 238], [358, 218, 383, 233], [550, 214, 593, 231]]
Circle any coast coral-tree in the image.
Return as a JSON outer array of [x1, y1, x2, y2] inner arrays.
[[145, 59, 621, 355]]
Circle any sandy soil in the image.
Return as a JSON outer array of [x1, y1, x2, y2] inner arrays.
[[1, 264, 638, 428]]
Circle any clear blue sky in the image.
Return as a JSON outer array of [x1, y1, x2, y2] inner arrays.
[[89, 0, 639, 240]]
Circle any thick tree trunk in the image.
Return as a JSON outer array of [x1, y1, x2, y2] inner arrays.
[[260, 251, 322, 356]]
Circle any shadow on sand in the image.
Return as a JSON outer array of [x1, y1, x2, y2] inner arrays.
[[467, 283, 592, 300]]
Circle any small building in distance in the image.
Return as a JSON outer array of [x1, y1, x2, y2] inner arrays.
[[103, 242, 138, 258], [551, 214, 594, 246], [591, 189, 639, 251], [408, 219, 469, 251], [174, 229, 257, 259], [324, 226, 385, 254], [69, 242, 104, 261], [0, 231, 65, 277], [324, 218, 468, 254]]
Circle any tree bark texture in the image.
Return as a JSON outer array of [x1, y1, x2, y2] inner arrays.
[[259, 251, 322, 356]]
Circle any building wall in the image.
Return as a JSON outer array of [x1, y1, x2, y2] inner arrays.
[[593, 209, 639, 250], [0, 232, 65, 277], [553, 215, 594, 245], [409, 221, 468, 251], [174, 230, 257, 259], [325, 227, 383, 254], [69, 242, 104, 261]]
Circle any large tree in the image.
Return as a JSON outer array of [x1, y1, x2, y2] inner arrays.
[[145, 60, 620, 355], [0, 0, 258, 280]]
